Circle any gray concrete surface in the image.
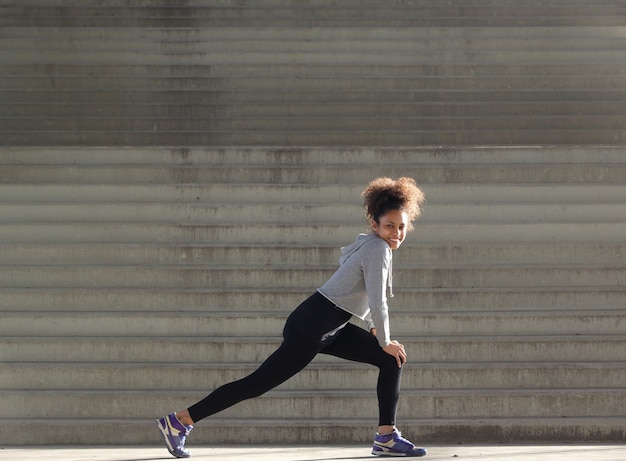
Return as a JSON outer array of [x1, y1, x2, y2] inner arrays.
[[0, 445, 625, 461]]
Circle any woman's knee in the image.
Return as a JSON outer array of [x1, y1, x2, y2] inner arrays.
[[378, 352, 403, 375]]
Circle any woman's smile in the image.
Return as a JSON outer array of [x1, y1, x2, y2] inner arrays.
[[372, 209, 409, 250]]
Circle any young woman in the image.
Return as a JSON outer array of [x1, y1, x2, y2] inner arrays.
[[156, 177, 427, 458]]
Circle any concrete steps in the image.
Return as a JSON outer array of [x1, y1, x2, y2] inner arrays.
[[4, 335, 626, 364], [1, 146, 625, 444], [2, 221, 623, 244], [3, 309, 625, 337], [1, 242, 624, 266], [5, 361, 626, 391], [6, 388, 626, 419], [4, 286, 625, 313], [3, 0, 626, 28], [1, 265, 624, 290], [5, 417, 625, 446], [1, 2, 625, 145]]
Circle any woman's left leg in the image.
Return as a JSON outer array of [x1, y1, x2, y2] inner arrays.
[[319, 323, 402, 427], [320, 324, 427, 457]]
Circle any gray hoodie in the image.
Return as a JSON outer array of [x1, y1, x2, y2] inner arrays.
[[318, 233, 394, 347]]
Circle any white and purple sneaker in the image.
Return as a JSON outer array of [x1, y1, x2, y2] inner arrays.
[[372, 429, 427, 457], [156, 413, 193, 458]]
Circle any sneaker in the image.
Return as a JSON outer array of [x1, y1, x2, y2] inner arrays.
[[155, 413, 193, 458], [372, 429, 427, 457]]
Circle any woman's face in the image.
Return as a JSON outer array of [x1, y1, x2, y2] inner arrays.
[[371, 209, 409, 250]]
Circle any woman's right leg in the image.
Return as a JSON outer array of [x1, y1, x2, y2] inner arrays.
[[157, 292, 352, 458], [186, 292, 350, 422], [157, 330, 320, 458], [187, 329, 320, 422]]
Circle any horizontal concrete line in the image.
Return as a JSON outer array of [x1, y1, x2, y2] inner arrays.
[[1, 23, 622, 34], [2, 78, 624, 95], [3, 6, 622, 18], [3, 25, 623, 40], [7, 14, 618, 22], [4, 87, 624, 97], [5, 49, 624, 66], [7, 2, 622, 14], [3, 361, 625, 391], [2, 416, 626, 445], [3, 130, 625, 146], [2, 286, 623, 312], [1, 265, 624, 289], [4, 102, 626, 120], [4, 416, 626, 445], [2, 243, 623, 266], [5, 388, 626, 419], [2, 164, 625, 185], [6, 36, 625, 54], [3, 335, 625, 363], [5, 63, 626, 77], [0, 76, 626, 92], [2, 12, 623, 25], [1, 184, 624, 203], [3, 6, 623, 18], [4, 0, 621, 7], [1, 202, 625, 225], [4, 115, 624, 131], [4, 93, 623, 108], [18, 117, 626, 134], [1, 146, 624, 165], [9, 0, 620, 6], [5, 23, 622, 35], [2, 309, 625, 337], [1, 222, 624, 244]]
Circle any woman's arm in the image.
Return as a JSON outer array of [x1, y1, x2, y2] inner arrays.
[[362, 242, 393, 347]]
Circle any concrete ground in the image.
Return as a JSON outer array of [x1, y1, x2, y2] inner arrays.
[[0, 445, 625, 461]]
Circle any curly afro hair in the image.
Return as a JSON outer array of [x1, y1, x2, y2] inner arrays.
[[361, 177, 425, 231]]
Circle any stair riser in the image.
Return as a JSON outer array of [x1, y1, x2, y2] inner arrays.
[[5, 390, 625, 419], [6, 26, 624, 49], [2, 243, 625, 266], [2, 418, 625, 445], [5, 75, 626, 93], [4, 101, 626, 120], [3, 288, 623, 311], [1, 222, 624, 244], [2, 312, 624, 337], [3, 363, 625, 391], [3, 164, 626, 184], [2, 146, 624, 166], [1, 266, 622, 289], [2, 203, 624, 224], [8, 48, 625, 66], [1, 184, 624, 204], [4, 130, 626, 147], [3, 338, 624, 363]]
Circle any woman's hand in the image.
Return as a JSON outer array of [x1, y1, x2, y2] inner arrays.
[[383, 340, 407, 368]]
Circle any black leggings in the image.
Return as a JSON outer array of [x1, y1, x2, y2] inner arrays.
[[188, 292, 402, 426]]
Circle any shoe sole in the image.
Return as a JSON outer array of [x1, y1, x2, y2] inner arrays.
[[372, 447, 427, 457]]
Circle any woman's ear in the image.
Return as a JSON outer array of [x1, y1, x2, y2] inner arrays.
[[370, 219, 379, 232]]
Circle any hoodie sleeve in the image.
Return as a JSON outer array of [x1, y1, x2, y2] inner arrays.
[[362, 240, 393, 348]]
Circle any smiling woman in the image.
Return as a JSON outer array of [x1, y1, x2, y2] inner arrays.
[[372, 209, 408, 250], [156, 177, 427, 459]]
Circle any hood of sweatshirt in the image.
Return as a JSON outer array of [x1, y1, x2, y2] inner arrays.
[[339, 233, 394, 297], [339, 233, 377, 264]]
